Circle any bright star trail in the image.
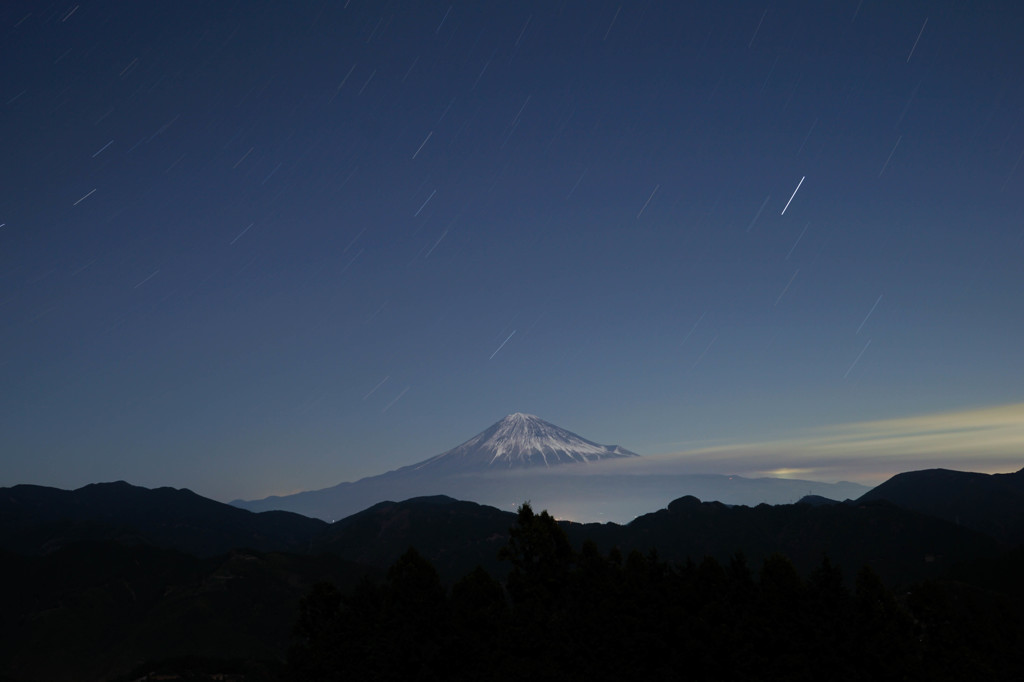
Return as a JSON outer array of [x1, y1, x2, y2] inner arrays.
[[489, 331, 517, 360], [780, 176, 805, 216]]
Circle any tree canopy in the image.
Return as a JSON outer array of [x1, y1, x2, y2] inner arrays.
[[287, 503, 1024, 681]]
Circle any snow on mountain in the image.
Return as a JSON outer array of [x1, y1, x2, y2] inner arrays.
[[395, 412, 640, 474]]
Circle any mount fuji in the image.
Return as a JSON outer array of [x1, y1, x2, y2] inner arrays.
[[397, 412, 639, 473], [233, 413, 641, 519], [233, 414, 869, 522]]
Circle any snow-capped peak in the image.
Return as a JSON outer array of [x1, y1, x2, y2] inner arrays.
[[398, 413, 640, 474]]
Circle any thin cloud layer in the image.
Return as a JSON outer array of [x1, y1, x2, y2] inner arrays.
[[600, 403, 1024, 484]]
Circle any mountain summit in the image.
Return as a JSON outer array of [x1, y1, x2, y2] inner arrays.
[[397, 413, 640, 474]]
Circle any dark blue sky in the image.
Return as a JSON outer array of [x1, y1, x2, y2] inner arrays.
[[3, 1, 1023, 500]]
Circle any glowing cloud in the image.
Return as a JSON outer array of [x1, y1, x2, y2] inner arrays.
[[606, 403, 1024, 484]]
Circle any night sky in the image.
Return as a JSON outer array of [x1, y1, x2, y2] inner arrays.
[[3, 1, 1023, 502]]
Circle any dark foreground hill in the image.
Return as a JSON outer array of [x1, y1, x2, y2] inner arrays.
[[308, 493, 1002, 588], [0, 481, 326, 557], [0, 543, 372, 682], [2, 471, 1023, 680], [857, 467, 1024, 545], [310, 495, 515, 581], [569, 495, 1002, 586], [289, 507, 1024, 682]]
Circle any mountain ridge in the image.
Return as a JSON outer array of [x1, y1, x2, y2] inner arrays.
[[0, 480, 326, 557], [3, 475, 1009, 584], [3, 466, 1024, 681], [856, 466, 1024, 545]]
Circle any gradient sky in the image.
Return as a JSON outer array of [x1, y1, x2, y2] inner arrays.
[[3, 1, 1023, 502]]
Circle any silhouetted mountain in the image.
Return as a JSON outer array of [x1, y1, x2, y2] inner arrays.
[[0, 481, 327, 557], [857, 467, 1024, 545], [594, 495, 1002, 587], [313, 495, 516, 581], [5, 478, 998, 589], [303, 492, 1001, 588], [1, 473, 1020, 680], [798, 494, 841, 506], [3, 477, 1007, 589], [287, 507, 1024, 682]]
